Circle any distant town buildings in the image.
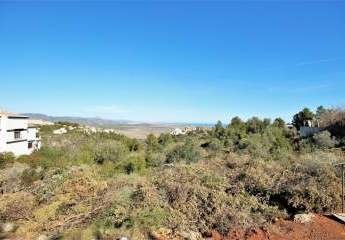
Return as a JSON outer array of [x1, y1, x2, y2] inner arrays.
[[170, 126, 197, 136], [0, 112, 41, 156], [51, 124, 117, 135]]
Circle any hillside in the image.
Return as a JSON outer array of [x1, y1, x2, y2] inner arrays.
[[0, 107, 344, 239], [24, 113, 208, 139]]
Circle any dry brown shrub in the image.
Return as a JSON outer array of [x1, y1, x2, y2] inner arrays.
[[0, 192, 37, 221], [319, 108, 345, 138], [62, 168, 108, 200]]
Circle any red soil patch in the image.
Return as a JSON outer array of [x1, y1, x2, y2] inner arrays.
[[213, 215, 345, 240]]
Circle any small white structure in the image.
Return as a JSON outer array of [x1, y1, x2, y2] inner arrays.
[[53, 128, 67, 135], [170, 126, 197, 136], [170, 128, 184, 136], [0, 112, 41, 156]]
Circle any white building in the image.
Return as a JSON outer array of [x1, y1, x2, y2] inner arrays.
[[0, 112, 41, 156], [170, 126, 197, 136]]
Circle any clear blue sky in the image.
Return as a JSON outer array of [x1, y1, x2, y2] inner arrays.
[[1, 1, 344, 123]]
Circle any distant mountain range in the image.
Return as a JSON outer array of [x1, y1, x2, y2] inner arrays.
[[23, 113, 149, 127], [23, 113, 214, 128]]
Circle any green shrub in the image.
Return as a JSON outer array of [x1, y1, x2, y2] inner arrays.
[[39, 147, 65, 168], [313, 130, 336, 149], [62, 226, 102, 240], [127, 139, 144, 152], [101, 203, 133, 228], [93, 141, 128, 164], [158, 133, 174, 146], [246, 117, 266, 134], [273, 118, 286, 128], [240, 154, 340, 214], [205, 139, 223, 153], [146, 134, 160, 152], [241, 126, 291, 160], [154, 164, 282, 235], [166, 141, 202, 164], [145, 152, 166, 167], [120, 156, 146, 174], [21, 168, 44, 186], [136, 207, 169, 229], [0, 152, 15, 168]]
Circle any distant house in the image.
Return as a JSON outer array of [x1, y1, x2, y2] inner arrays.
[[0, 112, 41, 156]]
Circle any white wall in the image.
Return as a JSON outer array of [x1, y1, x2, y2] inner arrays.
[[5, 130, 28, 143], [27, 127, 41, 154], [5, 140, 29, 156], [27, 128, 38, 141], [0, 117, 6, 152], [6, 118, 28, 130]]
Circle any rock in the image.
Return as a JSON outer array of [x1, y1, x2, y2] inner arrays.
[[117, 237, 129, 240], [37, 234, 49, 240], [294, 213, 314, 223], [149, 228, 172, 240], [35, 166, 43, 174], [0, 222, 16, 233], [179, 231, 203, 240], [149, 231, 165, 240]]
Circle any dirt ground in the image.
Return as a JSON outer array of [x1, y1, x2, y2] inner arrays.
[[211, 215, 345, 240]]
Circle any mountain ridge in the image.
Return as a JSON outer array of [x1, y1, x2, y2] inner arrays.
[[23, 113, 213, 127]]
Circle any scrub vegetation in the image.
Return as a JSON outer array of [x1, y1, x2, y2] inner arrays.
[[0, 106, 344, 239]]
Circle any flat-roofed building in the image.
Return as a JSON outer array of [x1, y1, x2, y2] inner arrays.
[[0, 112, 41, 156]]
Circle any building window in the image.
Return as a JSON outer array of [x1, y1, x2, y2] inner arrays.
[[14, 131, 21, 139], [28, 142, 33, 149]]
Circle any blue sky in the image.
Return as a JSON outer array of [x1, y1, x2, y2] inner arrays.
[[0, 2, 344, 123]]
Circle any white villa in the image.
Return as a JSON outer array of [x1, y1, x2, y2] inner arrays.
[[0, 112, 41, 156]]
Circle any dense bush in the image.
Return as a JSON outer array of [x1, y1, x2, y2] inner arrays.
[[145, 134, 160, 152], [238, 155, 340, 214], [154, 163, 282, 235], [320, 108, 345, 139], [203, 138, 223, 154], [145, 152, 166, 167], [166, 141, 202, 164], [312, 131, 337, 149], [93, 140, 128, 164]]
